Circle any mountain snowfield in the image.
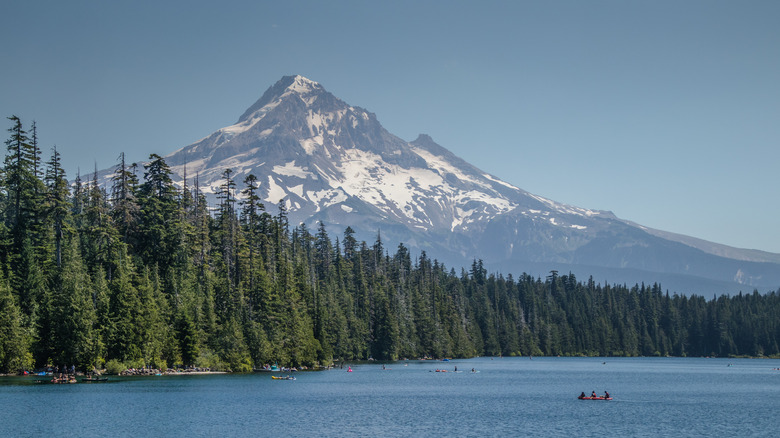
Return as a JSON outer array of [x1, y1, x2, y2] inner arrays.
[[107, 75, 779, 294]]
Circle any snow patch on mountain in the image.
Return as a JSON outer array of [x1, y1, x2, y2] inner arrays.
[[483, 173, 520, 191], [308, 144, 518, 231], [411, 146, 486, 189], [289, 184, 304, 197], [528, 193, 603, 219], [306, 188, 349, 211], [266, 175, 287, 203], [300, 135, 324, 155], [273, 161, 315, 179], [330, 149, 419, 215], [288, 75, 321, 96]]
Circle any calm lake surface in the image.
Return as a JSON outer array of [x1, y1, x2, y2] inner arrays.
[[2, 357, 779, 437]]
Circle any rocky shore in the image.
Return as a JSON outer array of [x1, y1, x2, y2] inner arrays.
[[120, 367, 227, 376]]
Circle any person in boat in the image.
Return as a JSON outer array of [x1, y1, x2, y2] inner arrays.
[[579, 392, 586, 399], [604, 391, 610, 399], [592, 391, 597, 398], [454, 366, 457, 372]]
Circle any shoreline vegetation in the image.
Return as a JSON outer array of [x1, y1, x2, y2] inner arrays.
[[3, 354, 780, 378], [1, 116, 779, 376]]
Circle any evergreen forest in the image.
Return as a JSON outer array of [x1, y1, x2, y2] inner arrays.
[[1, 116, 780, 374]]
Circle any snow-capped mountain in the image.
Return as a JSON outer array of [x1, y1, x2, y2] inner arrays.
[[147, 75, 779, 294]]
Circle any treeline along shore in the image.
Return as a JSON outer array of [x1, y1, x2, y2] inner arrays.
[[1, 116, 779, 375]]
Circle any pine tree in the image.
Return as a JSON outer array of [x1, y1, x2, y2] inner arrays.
[[240, 174, 265, 295], [175, 308, 199, 366], [111, 152, 140, 246], [49, 238, 98, 372], [135, 266, 169, 368], [3, 116, 48, 285], [0, 269, 32, 373], [107, 248, 143, 362], [44, 146, 70, 268], [91, 267, 111, 367], [79, 168, 120, 279], [4, 116, 33, 231], [137, 154, 181, 276]]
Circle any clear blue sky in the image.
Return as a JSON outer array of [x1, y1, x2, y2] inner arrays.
[[3, 1, 779, 253]]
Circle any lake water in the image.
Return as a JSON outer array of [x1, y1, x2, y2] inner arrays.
[[2, 357, 779, 437]]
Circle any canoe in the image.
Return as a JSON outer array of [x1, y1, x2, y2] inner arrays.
[[578, 396, 612, 400], [271, 376, 295, 380]]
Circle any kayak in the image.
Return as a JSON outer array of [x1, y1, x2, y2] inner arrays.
[[271, 376, 296, 380], [578, 396, 612, 400]]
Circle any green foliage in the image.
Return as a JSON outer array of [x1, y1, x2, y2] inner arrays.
[[193, 348, 225, 370], [1, 117, 780, 375], [0, 272, 33, 373], [104, 359, 126, 375], [175, 309, 199, 366], [49, 238, 98, 372]]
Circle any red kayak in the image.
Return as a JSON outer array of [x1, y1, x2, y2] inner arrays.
[[578, 396, 612, 400]]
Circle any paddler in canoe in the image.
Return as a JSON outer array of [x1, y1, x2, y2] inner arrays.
[[578, 390, 611, 400]]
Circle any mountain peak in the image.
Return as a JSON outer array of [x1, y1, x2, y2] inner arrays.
[[286, 74, 321, 93], [238, 75, 324, 123], [413, 133, 435, 144]]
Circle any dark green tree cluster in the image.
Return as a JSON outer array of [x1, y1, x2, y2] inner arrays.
[[1, 116, 779, 374]]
